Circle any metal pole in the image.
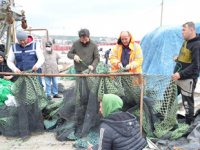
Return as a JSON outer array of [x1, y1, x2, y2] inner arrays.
[[139, 74, 144, 133], [5, 25, 11, 55], [0, 72, 140, 77], [160, 0, 164, 27], [1, 71, 144, 132]]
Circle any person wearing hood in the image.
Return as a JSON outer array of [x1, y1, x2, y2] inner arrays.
[[109, 31, 143, 73], [0, 51, 17, 82], [67, 28, 99, 73], [42, 41, 62, 100], [88, 94, 147, 150], [172, 22, 200, 125]]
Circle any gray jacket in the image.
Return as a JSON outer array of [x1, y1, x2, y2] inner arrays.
[[42, 50, 60, 74]]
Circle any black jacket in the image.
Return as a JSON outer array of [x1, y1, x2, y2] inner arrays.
[[93, 112, 147, 150], [0, 62, 17, 82], [174, 35, 200, 79], [0, 52, 17, 82]]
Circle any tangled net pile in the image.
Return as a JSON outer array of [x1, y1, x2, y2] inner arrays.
[[0, 72, 48, 137]]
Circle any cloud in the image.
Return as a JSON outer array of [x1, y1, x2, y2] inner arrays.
[[16, 0, 200, 39]]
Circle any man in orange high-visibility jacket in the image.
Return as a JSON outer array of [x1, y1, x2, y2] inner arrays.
[[109, 31, 143, 73]]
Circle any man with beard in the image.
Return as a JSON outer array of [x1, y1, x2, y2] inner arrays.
[[67, 28, 99, 73], [67, 28, 99, 137]]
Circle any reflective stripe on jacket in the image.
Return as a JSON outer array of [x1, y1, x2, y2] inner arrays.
[[109, 39, 143, 73], [12, 42, 37, 71]]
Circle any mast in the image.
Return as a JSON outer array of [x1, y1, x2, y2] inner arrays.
[[160, 0, 164, 27]]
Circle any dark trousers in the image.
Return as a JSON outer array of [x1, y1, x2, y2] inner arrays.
[[177, 78, 197, 124]]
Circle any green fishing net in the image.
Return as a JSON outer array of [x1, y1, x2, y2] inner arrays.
[[0, 78, 13, 106]]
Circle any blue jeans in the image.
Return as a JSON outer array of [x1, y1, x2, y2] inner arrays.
[[44, 76, 58, 96]]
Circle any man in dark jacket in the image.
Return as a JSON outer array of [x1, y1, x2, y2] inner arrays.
[[67, 28, 99, 73], [67, 29, 100, 137], [88, 94, 147, 150], [172, 22, 200, 124]]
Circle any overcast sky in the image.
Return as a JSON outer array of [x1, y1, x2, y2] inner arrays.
[[16, 0, 200, 40]]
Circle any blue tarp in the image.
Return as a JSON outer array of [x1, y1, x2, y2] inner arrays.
[[141, 23, 200, 75]]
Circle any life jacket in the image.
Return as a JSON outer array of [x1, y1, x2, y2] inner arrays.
[[12, 42, 37, 71]]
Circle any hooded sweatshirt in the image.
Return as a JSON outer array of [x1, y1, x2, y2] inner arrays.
[[93, 94, 147, 150], [174, 35, 200, 79]]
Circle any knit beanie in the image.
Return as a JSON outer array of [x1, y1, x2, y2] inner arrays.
[[16, 30, 28, 41]]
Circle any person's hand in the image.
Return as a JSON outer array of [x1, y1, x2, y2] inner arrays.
[[125, 64, 131, 70], [172, 72, 180, 81], [74, 55, 81, 63], [15, 68, 22, 73], [173, 55, 178, 61], [88, 65, 94, 71], [32, 65, 38, 72], [4, 75, 13, 80], [118, 63, 123, 69], [87, 144, 93, 150]]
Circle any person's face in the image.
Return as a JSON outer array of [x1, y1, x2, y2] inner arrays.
[[120, 32, 131, 46], [46, 46, 52, 54], [18, 39, 27, 47], [182, 24, 193, 41], [99, 101, 103, 114], [0, 55, 4, 63], [80, 36, 90, 44]]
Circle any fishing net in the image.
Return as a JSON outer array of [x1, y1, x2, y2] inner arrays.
[[55, 62, 189, 149], [60, 66, 76, 81], [140, 23, 200, 75], [0, 73, 48, 137], [0, 78, 13, 106], [0, 62, 189, 148]]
